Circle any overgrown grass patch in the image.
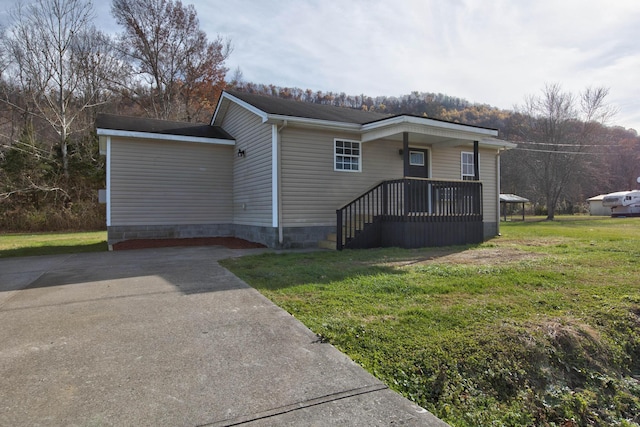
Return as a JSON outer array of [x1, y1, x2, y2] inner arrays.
[[0, 231, 107, 258], [221, 218, 640, 426]]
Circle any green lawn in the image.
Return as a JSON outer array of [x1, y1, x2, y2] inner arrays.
[[0, 231, 108, 258], [221, 218, 640, 426]]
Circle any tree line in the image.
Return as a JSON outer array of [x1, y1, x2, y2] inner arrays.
[[1, 0, 639, 231]]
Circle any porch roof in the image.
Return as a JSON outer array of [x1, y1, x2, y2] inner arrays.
[[500, 194, 530, 203]]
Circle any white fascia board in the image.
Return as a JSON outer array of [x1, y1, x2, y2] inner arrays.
[[362, 115, 498, 137], [361, 123, 489, 144], [210, 97, 229, 126], [214, 92, 268, 124], [265, 114, 362, 132], [96, 128, 235, 146], [480, 138, 517, 149], [438, 138, 517, 150]]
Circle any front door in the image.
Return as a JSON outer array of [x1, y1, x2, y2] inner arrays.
[[406, 148, 430, 213], [407, 148, 429, 178]]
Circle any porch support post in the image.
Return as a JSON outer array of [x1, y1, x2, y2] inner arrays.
[[403, 132, 409, 219], [403, 132, 409, 177], [473, 140, 480, 180]]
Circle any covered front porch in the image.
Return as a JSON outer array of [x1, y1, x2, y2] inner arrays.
[[334, 119, 514, 250]]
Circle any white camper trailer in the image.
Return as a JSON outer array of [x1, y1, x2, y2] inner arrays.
[[601, 190, 640, 217]]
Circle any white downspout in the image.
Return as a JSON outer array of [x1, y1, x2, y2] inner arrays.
[[106, 136, 111, 228], [106, 136, 112, 250], [496, 149, 501, 236], [273, 120, 287, 244]]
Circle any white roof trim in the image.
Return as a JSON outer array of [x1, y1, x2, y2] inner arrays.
[[213, 92, 268, 124], [265, 114, 362, 131], [480, 138, 517, 149], [362, 115, 498, 136], [96, 128, 235, 146]]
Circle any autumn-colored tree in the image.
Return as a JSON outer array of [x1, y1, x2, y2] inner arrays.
[[111, 0, 231, 121]]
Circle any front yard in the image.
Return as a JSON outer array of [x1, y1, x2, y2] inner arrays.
[[221, 218, 640, 426]]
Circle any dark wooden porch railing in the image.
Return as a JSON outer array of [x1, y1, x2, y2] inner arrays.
[[336, 178, 483, 250]]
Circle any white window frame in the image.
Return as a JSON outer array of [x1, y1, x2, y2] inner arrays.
[[461, 151, 476, 180], [334, 139, 362, 172]]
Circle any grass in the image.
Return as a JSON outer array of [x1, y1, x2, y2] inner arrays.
[[0, 231, 108, 258], [221, 217, 640, 426]]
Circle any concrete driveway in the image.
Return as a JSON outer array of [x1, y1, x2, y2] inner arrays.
[[0, 246, 447, 426]]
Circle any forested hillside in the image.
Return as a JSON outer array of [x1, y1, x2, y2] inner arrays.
[[1, 0, 639, 231]]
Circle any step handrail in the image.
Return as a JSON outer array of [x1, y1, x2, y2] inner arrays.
[[336, 178, 483, 250]]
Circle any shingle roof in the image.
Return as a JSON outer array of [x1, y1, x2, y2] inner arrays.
[[226, 90, 390, 125], [96, 113, 234, 140], [225, 91, 499, 132]]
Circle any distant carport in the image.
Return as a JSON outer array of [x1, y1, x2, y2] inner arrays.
[[500, 194, 530, 221]]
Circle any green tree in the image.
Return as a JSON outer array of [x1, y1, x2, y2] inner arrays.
[[0, 123, 66, 208]]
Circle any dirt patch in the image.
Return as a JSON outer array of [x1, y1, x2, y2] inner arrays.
[[426, 247, 541, 265], [386, 247, 542, 267], [112, 237, 266, 251]]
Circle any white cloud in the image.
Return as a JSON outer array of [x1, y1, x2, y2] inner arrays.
[[1, 0, 638, 130]]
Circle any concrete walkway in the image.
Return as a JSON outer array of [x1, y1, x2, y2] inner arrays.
[[0, 246, 448, 426]]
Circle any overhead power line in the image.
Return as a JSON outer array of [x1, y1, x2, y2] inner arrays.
[[516, 141, 622, 148], [512, 147, 609, 155]]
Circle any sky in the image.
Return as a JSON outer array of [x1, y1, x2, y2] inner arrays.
[[2, 0, 640, 131]]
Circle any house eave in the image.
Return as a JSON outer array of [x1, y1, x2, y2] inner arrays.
[[264, 114, 362, 132], [362, 115, 498, 136], [480, 138, 517, 149], [96, 128, 235, 146]]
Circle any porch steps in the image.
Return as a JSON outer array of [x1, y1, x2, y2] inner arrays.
[[318, 225, 369, 250], [318, 233, 338, 250], [318, 214, 377, 250]]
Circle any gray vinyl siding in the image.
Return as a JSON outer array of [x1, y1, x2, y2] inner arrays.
[[281, 128, 403, 226], [479, 148, 499, 223], [430, 146, 498, 223], [110, 138, 233, 226], [221, 103, 273, 227]]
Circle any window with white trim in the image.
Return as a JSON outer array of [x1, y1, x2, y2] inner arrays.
[[334, 139, 361, 172], [461, 151, 476, 180]]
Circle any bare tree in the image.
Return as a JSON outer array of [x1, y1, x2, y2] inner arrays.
[[1, 0, 119, 178], [111, 0, 231, 121], [517, 84, 614, 219]]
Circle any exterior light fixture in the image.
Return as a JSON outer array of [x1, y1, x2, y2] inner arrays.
[[237, 149, 246, 158]]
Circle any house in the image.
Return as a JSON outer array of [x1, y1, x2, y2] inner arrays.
[[97, 91, 516, 250], [587, 194, 612, 216]]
